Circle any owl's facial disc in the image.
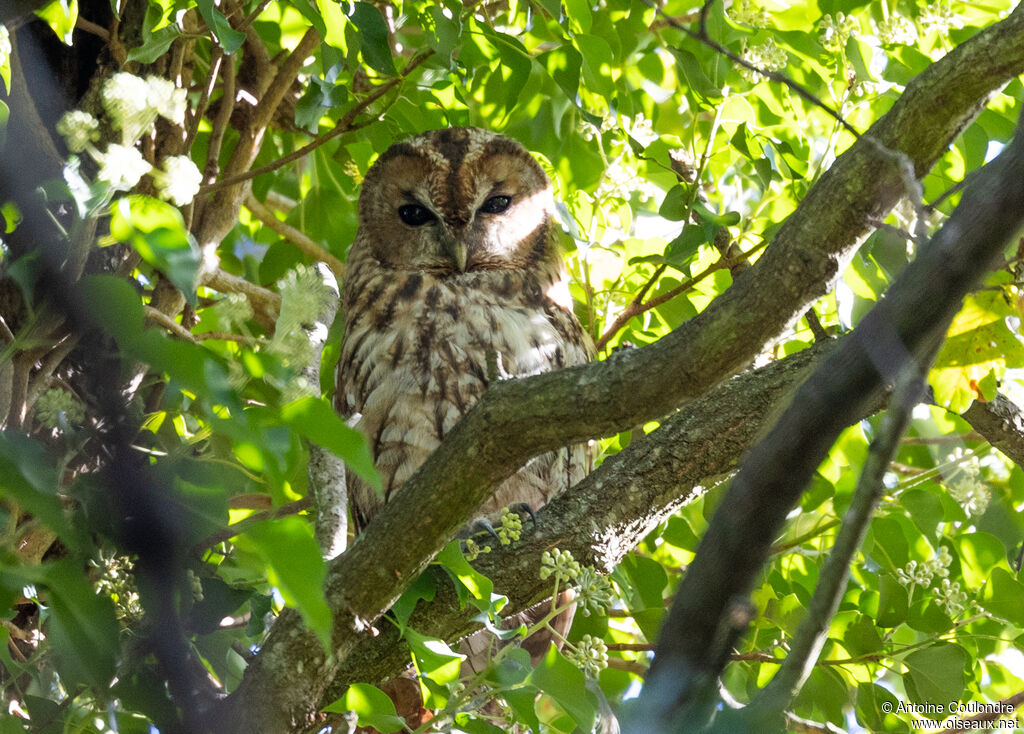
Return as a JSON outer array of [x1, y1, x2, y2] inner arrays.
[[358, 128, 555, 274]]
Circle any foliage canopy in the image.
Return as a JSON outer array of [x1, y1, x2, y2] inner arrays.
[[2, 0, 1024, 733]]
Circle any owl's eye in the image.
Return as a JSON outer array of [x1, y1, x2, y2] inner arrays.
[[479, 195, 512, 214], [398, 204, 436, 226]]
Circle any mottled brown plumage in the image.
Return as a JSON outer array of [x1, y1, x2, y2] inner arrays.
[[336, 127, 592, 537]]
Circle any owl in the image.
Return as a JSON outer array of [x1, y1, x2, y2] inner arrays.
[[336, 127, 593, 536]]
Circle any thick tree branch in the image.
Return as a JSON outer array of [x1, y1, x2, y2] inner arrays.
[[962, 394, 1024, 469], [630, 110, 1024, 732], [222, 8, 1024, 728], [218, 10, 1024, 731], [747, 363, 926, 723]]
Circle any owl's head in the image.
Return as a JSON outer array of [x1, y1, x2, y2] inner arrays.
[[355, 127, 557, 275]]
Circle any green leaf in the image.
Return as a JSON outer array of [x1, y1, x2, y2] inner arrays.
[[956, 532, 1005, 588], [0, 432, 66, 541], [427, 5, 461, 59], [110, 196, 201, 306], [350, 2, 397, 75], [324, 683, 405, 733], [528, 645, 597, 732], [902, 643, 968, 708], [669, 47, 723, 102], [35, 0, 78, 44], [279, 396, 380, 490], [575, 34, 615, 96], [564, 0, 592, 32], [44, 560, 120, 689], [392, 571, 436, 629], [658, 184, 690, 221], [316, 0, 348, 51], [194, 0, 246, 53], [0, 39, 11, 94], [404, 627, 463, 709], [980, 567, 1024, 625], [241, 517, 332, 648], [855, 683, 908, 732], [127, 24, 179, 63], [541, 44, 583, 102], [436, 541, 502, 615]]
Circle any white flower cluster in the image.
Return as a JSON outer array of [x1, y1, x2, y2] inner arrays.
[[728, 0, 770, 28], [566, 634, 609, 678], [932, 578, 969, 617], [580, 113, 616, 142], [540, 548, 583, 581], [55, 72, 200, 205], [818, 12, 858, 54], [627, 113, 658, 147], [919, 0, 963, 34], [947, 475, 990, 518], [0, 25, 13, 77], [151, 155, 205, 206], [877, 15, 917, 46], [596, 158, 662, 203], [737, 38, 788, 83], [575, 566, 615, 617], [101, 72, 186, 144], [896, 546, 952, 589], [944, 450, 990, 518], [56, 110, 101, 153], [97, 143, 152, 190], [34, 387, 86, 429], [90, 552, 143, 622]]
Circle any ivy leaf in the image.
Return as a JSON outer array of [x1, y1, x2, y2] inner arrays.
[[902, 643, 968, 708], [528, 645, 597, 732], [324, 683, 404, 733], [980, 567, 1024, 625], [404, 628, 463, 709], [195, 0, 246, 53], [350, 3, 397, 75], [279, 396, 380, 490], [35, 0, 78, 44], [110, 196, 201, 306], [240, 518, 332, 648]]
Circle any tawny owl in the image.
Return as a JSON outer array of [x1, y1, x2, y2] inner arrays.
[[336, 127, 593, 537]]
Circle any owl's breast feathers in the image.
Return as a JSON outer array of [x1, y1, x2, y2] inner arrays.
[[337, 256, 592, 529]]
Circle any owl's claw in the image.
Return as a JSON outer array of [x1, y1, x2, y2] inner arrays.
[[469, 518, 501, 541], [508, 502, 537, 528]]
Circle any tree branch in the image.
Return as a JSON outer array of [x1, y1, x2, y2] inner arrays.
[[962, 394, 1024, 469], [244, 193, 345, 279], [219, 9, 1024, 731], [630, 108, 1024, 732]]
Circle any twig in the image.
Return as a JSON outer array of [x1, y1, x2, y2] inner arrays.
[[244, 193, 345, 278], [186, 47, 223, 151], [749, 353, 927, 717], [937, 690, 1024, 734], [607, 658, 649, 676], [650, 0, 859, 139], [194, 497, 312, 554], [145, 306, 197, 341], [75, 15, 110, 40], [203, 48, 235, 185], [199, 50, 434, 194], [606, 643, 655, 652], [804, 308, 828, 341], [237, 0, 273, 32], [595, 246, 762, 352], [201, 269, 281, 329]]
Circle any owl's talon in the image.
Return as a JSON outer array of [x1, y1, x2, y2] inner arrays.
[[470, 518, 501, 541], [509, 502, 538, 528]]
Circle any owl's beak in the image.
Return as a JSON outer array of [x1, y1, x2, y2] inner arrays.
[[443, 235, 468, 273]]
